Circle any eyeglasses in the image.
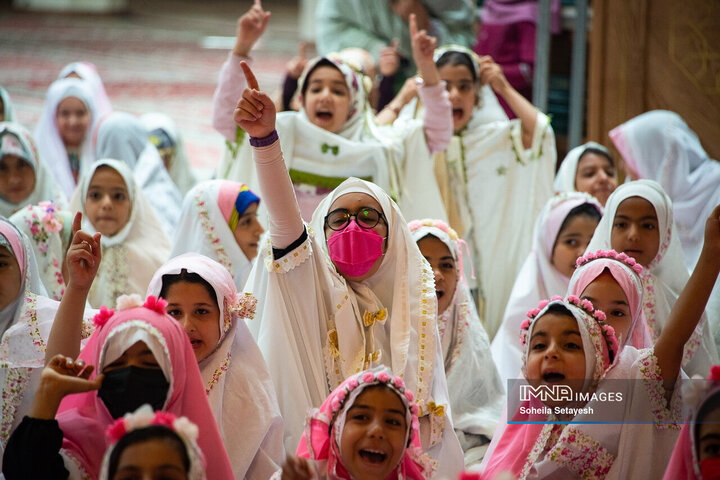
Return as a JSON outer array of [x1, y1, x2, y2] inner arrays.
[[324, 207, 386, 231]]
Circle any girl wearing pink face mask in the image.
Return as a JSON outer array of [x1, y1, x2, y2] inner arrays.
[[236, 62, 464, 480]]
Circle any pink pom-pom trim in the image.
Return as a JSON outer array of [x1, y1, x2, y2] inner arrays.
[[377, 371, 391, 383], [393, 376, 405, 389], [576, 249, 644, 274], [405, 390, 415, 403], [107, 418, 127, 442], [348, 377, 359, 389], [143, 295, 168, 315], [711, 365, 720, 382], [362, 372, 375, 383], [93, 306, 115, 327]]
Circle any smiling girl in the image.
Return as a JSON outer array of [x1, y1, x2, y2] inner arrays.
[[554, 142, 618, 207]]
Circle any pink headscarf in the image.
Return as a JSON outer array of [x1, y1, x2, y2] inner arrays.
[[568, 250, 653, 351], [0, 221, 25, 277], [55, 295, 233, 480], [296, 366, 431, 480]]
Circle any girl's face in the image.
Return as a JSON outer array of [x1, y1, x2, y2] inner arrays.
[[164, 281, 221, 363], [103, 341, 161, 372], [339, 385, 407, 480], [233, 202, 265, 260], [551, 214, 599, 278], [0, 154, 35, 204], [698, 407, 720, 461], [610, 196, 660, 267], [304, 65, 352, 134], [580, 272, 631, 345], [85, 167, 132, 237], [526, 313, 586, 402], [55, 96, 90, 148], [574, 153, 617, 206], [325, 192, 388, 282], [417, 236, 457, 315], [0, 246, 21, 310], [112, 438, 188, 480], [438, 63, 476, 132]]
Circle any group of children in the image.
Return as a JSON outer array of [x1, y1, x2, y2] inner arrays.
[[1, 1, 720, 479]]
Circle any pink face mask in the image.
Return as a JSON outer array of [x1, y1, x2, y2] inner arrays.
[[327, 220, 384, 278]]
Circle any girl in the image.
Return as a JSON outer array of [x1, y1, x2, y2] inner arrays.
[[0, 86, 15, 122], [492, 192, 602, 383], [100, 406, 205, 480], [171, 180, 264, 290], [408, 219, 505, 457], [10, 202, 73, 300], [58, 61, 113, 119], [235, 62, 464, 477], [554, 142, 618, 207], [95, 112, 182, 238], [587, 179, 719, 377], [70, 159, 170, 309], [281, 367, 432, 480], [2, 294, 234, 479], [34, 77, 97, 198], [214, 9, 450, 222], [140, 112, 198, 196], [411, 45, 556, 339], [0, 122, 67, 217], [147, 253, 285, 479]]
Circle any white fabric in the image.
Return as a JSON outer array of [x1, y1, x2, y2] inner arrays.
[[70, 159, 171, 309], [410, 223, 505, 450], [492, 192, 602, 385], [140, 112, 197, 196], [95, 112, 182, 238], [170, 180, 255, 291], [33, 77, 97, 198], [244, 177, 464, 478], [554, 141, 612, 194], [0, 87, 16, 123], [586, 179, 718, 378], [57, 62, 112, 118], [0, 122, 68, 217], [9, 204, 72, 301]]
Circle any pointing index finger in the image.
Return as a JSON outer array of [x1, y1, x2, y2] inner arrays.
[[241, 61, 260, 90], [409, 13, 417, 38], [72, 211, 82, 240]]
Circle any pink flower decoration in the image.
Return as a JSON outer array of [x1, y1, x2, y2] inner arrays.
[[348, 377, 359, 389], [580, 299, 593, 311], [152, 411, 176, 428], [38, 243, 48, 254], [331, 399, 341, 411], [362, 372, 375, 383], [551, 295, 563, 301], [632, 264, 643, 274], [93, 306, 115, 327], [520, 318, 531, 330], [393, 376, 405, 389], [377, 371, 391, 383], [710, 365, 720, 381], [567, 295, 580, 304], [410, 404, 419, 416], [404, 390, 415, 403], [586, 251, 597, 260], [337, 389, 347, 402], [107, 418, 127, 442], [30, 224, 39, 235], [594, 310, 607, 321], [617, 252, 627, 261], [525, 309, 539, 320], [537, 300, 549, 310], [143, 295, 168, 315]]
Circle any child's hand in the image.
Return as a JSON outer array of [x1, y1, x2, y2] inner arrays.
[[701, 204, 720, 267], [286, 42, 309, 80], [409, 13, 439, 86], [478, 55, 510, 95], [234, 62, 276, 139], [233, 0, 271, 58], [379, 39, 401, 77], [281, 455, 316, 480], [31, 354, 104, 420], [65, 212, 101, 291]]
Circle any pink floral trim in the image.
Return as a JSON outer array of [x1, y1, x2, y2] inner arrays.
[[0, 367, 30, 446], [22, 295, 45, 353], [576, 249, 643, 275], [520, 421, 558, 479], [206, 352, 232, 394], [195, 191, 232, 270], [638, 348, 681, 430], [547, 427, 614, 479]]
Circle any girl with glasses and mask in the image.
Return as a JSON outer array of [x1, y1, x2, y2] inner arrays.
[[235, 62, 464, 479]]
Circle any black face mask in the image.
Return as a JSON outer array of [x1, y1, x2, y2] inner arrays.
[[97, 366, 170, 419]]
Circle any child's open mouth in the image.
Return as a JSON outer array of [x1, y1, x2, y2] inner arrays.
[[359, 449, 387, 464], [316, 111, 333, 120], [452, 108, 464, 121], [436, 289, 444, 299], [542, 371, 566, 383]]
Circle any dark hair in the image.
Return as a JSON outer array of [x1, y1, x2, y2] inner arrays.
[[579, 147, 614, 168], [695, 391, 720, 455], [107, 425, 190, 478], [557, 203, 602, 238], [159, 269, 217, 307], [300, 58, 342, 97], [435, 51, 477, 83]]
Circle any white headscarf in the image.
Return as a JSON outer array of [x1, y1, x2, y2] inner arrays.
[[170, 180, 256, 291], [609, 110, 720, 271], [70, 159, 170, 309], [147, 253, 285, 480], [554, 141, 613, 194], [409, 219, 505, 446], [95, 112, 182, 238], [586, 179, 718, 376], [0, 87, 16, 123], [33, 77, 97, 198], [0, 122, 68, 217], [492, 192, 602, 383], [57, 61, 112, 118], [140, 112, 197, 196]]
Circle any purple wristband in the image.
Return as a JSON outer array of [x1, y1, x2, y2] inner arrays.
[[249, 129, 279, 147]]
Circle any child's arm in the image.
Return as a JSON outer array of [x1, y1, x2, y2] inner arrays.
[[479, 55, 538, 149], [45, 213, 101, 364], [655, 204, 720, 390], [212, 0, 270, 142], [235, 62, 304, 250], [280, 455, 316, 480]]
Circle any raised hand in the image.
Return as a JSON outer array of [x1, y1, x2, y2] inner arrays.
[[234, 0, 271, 57], [478, 55, 510, 94], [233, 61, 276, 139], [702, 204, 720, 267], [409, 13, 439, 86], [379, 39, 401, 77], [281, 455, 317, 480], [286, 42, 309, 80], [65, 212, 102, 291]]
